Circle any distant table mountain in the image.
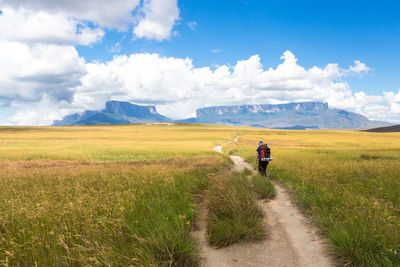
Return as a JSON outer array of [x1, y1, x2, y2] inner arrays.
[[53, 101, 169, 126], [54, 101, 392, 129], [178, 102, 391, 130]]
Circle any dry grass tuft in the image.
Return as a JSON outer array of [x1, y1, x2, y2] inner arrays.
[[206, 171, 265, 247]]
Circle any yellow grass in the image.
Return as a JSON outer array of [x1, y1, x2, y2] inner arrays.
[[226, 129, 400, 266], [0, 124, 240, 161], [0, 124, 240, 266], [1, 124, 399, 266]]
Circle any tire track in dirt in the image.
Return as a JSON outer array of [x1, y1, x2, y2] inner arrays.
[[191, 139, 335, 267]]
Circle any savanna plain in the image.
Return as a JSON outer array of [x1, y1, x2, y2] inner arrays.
[[0, 124, 399, 266]]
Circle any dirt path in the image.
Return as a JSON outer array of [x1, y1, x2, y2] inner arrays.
[[145, 122, 175, 126], [192, 141, 335, 267]]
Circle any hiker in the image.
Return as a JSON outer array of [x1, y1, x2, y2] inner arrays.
[[256, 141, 271, 177]]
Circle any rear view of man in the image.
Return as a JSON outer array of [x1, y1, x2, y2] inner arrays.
[[256, 141, 271, 177]]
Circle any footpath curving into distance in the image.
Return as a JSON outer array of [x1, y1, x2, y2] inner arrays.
[[191, 138, 335, 267]]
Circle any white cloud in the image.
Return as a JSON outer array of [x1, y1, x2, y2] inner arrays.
[[133, 0, 180, 41], [384, 89, 400, 114], [1, 50, 400, 125], [345, 60, 371, 77], [0, 2, 396, 125], [7, 95, 72, 126], [1, 0, 141, 30], [0, 0, 180, 44], [0, 7, 105, 46], [72, 51, 398, 124], [0, 41, 85, 102], [76, 27, 105, 46]]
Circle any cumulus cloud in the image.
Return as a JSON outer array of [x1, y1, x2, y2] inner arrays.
[[71, 51, 398, 123], [0, 1, 397, 126], [133, 0, 179, 41], [0, 0, 184, 126], [0, 41, 85, 102], [6, 95, 72, 126], [1, 0, 141, 30], [0, 0, 180, 43], [0, 7, 105, 46], [384, 89, 400, 114], [345, 60, 371, 77], [1, 50, 400, 125]]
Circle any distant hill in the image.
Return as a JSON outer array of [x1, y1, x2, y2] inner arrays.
[[180, 102, 391, 130], [365, 124, 400, 132], [54, 100, 392, 129], [53, 101, 169, 126]]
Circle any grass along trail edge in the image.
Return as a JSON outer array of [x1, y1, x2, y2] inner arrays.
[[192, 140, 335, 267]]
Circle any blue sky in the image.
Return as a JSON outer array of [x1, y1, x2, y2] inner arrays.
[[0, 0, 399, 124], [78, 0, 400, 95]]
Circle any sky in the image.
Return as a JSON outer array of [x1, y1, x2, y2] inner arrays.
[[0, 0, 399, 125]]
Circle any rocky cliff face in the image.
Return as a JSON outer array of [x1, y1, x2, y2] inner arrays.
[[196, 102, 329, 118], [191, 102, 391, 129], [53, 101, 169, 126], [104, 101, 158, 117], [53, 100, 391, 129]]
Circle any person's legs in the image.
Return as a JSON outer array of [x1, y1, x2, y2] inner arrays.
[[258, 160, 264, 176], [258, 160, 263, 176], [259, 161, 267, 177]]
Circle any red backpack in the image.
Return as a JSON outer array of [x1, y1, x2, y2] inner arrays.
[[260, 145, 271, 159]]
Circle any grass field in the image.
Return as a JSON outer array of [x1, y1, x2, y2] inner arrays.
[[0, 124, 238, 161], [1, 124, 400, 266], [226, 130, 400, 266], [0, 124, 239, 266]]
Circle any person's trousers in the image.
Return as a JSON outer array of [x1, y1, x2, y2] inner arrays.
[[258, 160, 269, 177]]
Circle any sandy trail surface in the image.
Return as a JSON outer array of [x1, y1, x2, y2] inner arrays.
[[144, 122, 175, 126], [192, 141, 335, 267]]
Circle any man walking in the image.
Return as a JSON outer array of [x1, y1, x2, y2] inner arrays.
[[256, 141, 271, 177]]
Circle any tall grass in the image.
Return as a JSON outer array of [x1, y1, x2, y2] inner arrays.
[[206, 171, 265, 247], [0, 159, 225, 266], [269, 151, 400, 266], [0, 124, 241, 161], [0, 124, 244, 265], [228, 130, 400, 266], [251, 174, 276, 200], [3, 124, 399, 265]]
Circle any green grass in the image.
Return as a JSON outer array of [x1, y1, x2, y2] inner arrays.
[[0, 124, 242, 266], [0, 158, 231, 266], [206, 171, 265, 247], [0, 124, 241, 161], [251, 174, 276, 199], [2, 124, 400, 266], [269, 152, 400, 266], [227, 130, 400, 266]]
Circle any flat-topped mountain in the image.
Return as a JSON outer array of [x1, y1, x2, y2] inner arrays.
[[53, 101, 169, 126], [181, 102, 391, 130], [197, 102, 328, 118], [54, 101, 391, 129]]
